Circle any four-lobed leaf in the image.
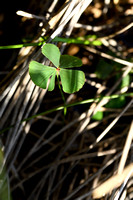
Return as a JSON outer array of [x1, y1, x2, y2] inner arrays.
[[29, 44, 85, 93]]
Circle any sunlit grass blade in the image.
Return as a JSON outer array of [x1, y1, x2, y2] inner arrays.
[[0, 42, 43, 49]]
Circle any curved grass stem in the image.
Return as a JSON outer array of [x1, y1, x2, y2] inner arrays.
[[0, 92, 133, 134]]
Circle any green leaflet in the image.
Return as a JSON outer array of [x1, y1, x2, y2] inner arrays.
[[29, 61, 56, 90], [60, 55, 82, 68], [42, 44, 60, 67], [60, 69, 85, 93]]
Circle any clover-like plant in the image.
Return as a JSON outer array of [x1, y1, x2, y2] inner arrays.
[[29, 44, 85, 93]]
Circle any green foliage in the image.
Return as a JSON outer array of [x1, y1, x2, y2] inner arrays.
[[95, 59, 114, 79], [106, 96, 126, 109], [60, 69, 85, 93], [119, 74, 130, 89], [29, 44, 85, 93], [106, 74, 130, 109], [60, 55, 82, 68], [29, 61, 56, 91], [92, 111, 103, 121], [42, 44, 60, 67], [93, 60, 131, 120]]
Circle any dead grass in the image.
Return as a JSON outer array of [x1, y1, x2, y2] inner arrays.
[[0, 0, 133, 199]]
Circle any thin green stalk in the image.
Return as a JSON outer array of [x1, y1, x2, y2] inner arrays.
[[0, 42, 43, 49], [0, 36, 102, 50], [0, 92, 133, 134], [56, 72, 67, 115]]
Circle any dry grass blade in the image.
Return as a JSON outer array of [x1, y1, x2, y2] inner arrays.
[[92, 164, 133, 199], [118, 121, 133, 174], [94, 98, 133, 144]]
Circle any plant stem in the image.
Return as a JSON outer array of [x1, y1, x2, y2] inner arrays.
[[0, 92, 133, 134], [56, 72, 67, 115], [0, 35, 102, 49], [0, 42, 43, 49]]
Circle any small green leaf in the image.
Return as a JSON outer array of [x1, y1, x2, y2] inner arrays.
[[29, 60, 56, 90], [92, 111, 103, 121], [42, 44, 60, 67], [95, 59, 114, 79], [60, 55, 82, 68], [60, 68, 85, 93], [106, 96, 126, 108], [120, 74, 130, 89]]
